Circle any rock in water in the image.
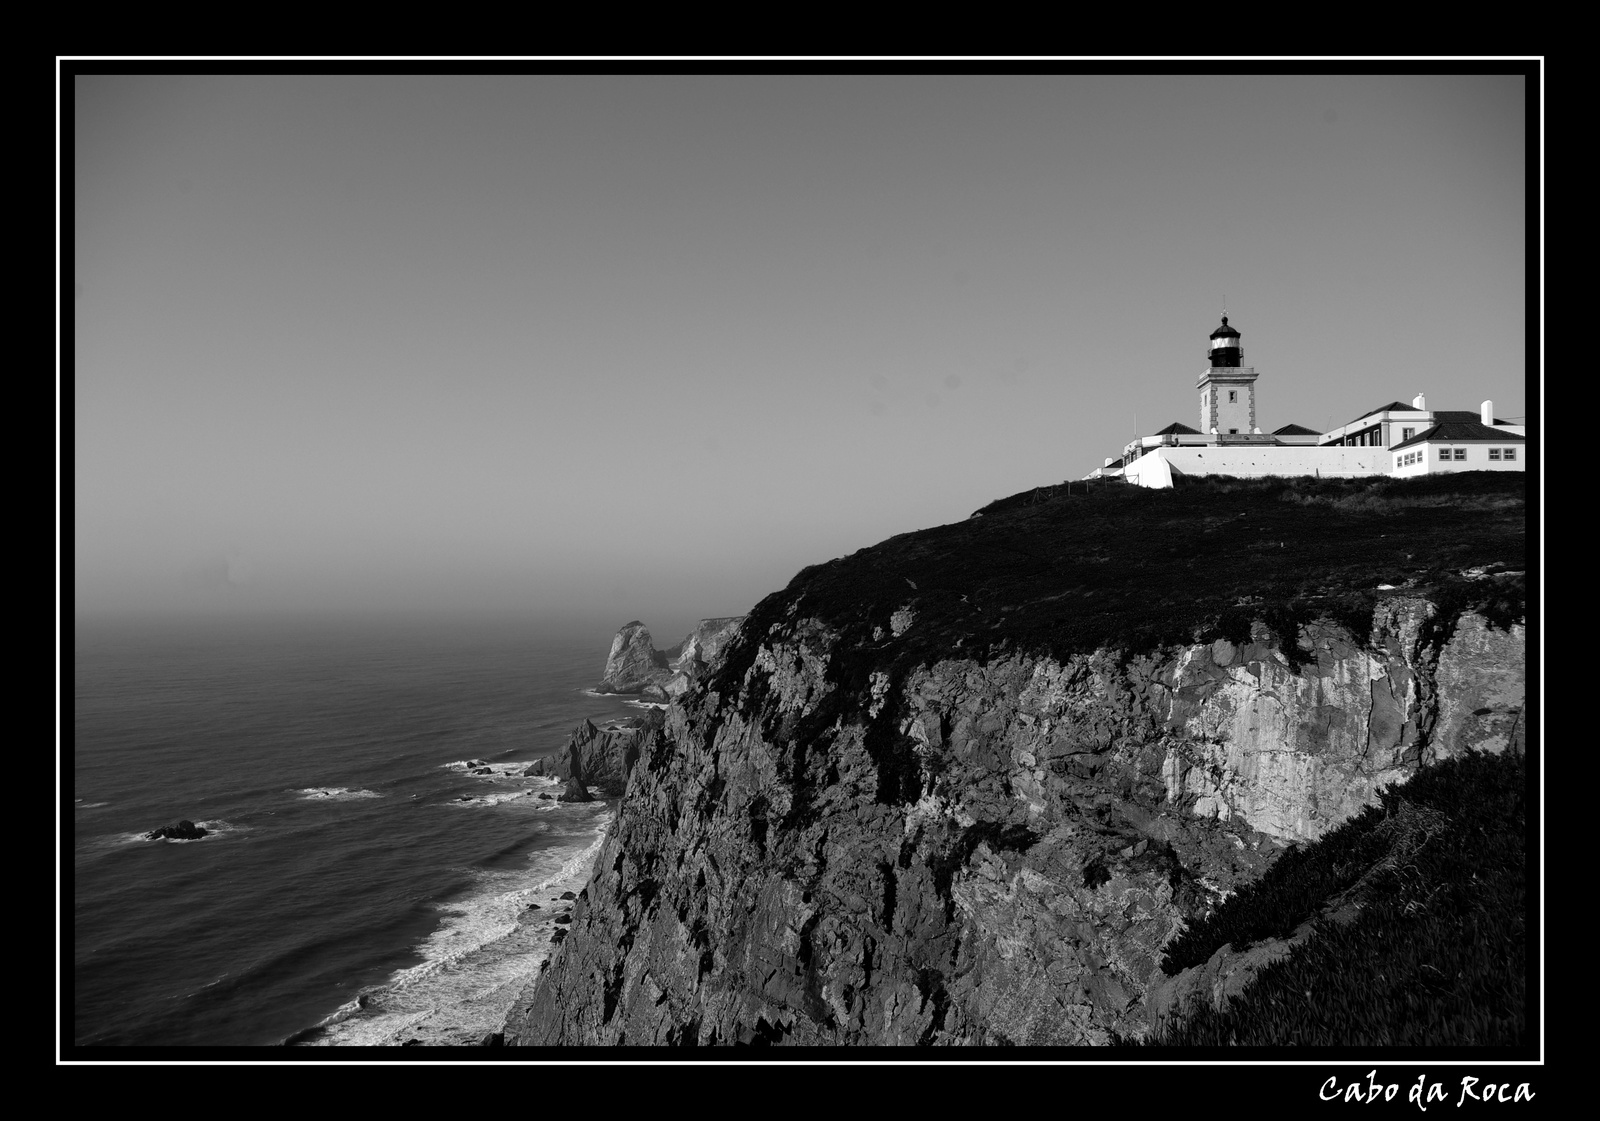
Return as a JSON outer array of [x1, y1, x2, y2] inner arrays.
[[145, 819, 208, 840], [595, 622, 670, 694], [594, 617, 745, 696], [558, 775, 594, 803]]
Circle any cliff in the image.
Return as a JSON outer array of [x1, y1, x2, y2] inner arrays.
[[525, 714, 663, 795], [505, 473, 1526, 1046]]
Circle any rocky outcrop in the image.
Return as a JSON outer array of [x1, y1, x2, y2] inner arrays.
[[525, 713, 661, 795], [596, 622, 670, 694], [595, 618, 744, 696], [505, 593, 1523, 1047], [559, 776, 595, 803], [146, 819, 208, 840]]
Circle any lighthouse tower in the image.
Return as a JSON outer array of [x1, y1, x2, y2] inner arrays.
[[1197, 315, 1260, 437]]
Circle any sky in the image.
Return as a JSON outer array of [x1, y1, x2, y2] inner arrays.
[[70, 71, 1532, 639]]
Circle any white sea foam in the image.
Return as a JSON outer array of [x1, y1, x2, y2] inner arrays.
[[295, 787, 383, 801], [303, 809, 613, 1047]]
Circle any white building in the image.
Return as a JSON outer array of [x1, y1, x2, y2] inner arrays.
[[1389, 414, 1527, 477], [1088, 316, 1527, 488]]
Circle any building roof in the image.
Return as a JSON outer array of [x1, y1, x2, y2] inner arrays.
[[1432, 410, 1517, 426], [1209, 316, 1241, 340], [1272, 423, 1321, 436], [1390, 421, 1528, 451], [1152, 421, 1202, 435], [1353, 401, 1425, 422]]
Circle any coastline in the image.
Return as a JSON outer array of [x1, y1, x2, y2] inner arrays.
[[287, 784, 615, 1048]]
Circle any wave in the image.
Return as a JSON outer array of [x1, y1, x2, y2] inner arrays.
[[294, 810, 614, 1046], [446, 789, 548, 808], [294, 787, 383, 801]]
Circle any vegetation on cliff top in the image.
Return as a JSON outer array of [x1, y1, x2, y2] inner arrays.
[[1126, 748, 1527, 1048], [710, 471, 1526, 698]]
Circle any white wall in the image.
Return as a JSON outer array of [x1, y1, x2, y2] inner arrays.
[[1123, 446, 1389, 488], [1393, 442, 1526, 477]]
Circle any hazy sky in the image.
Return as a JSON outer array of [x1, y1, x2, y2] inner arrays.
[[71, 72, 1531, 635]]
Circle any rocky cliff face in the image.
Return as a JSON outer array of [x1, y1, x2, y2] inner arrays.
[[504, 475, 1526, 1046], [526, 714, 662, 795]]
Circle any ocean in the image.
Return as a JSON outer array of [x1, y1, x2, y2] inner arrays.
[[70, 612, 647, 1048]]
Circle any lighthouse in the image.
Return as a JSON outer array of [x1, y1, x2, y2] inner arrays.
[[1197, 314, 1259, 437]]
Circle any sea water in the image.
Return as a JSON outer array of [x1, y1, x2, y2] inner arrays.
[[70, 612, 644, 1048]]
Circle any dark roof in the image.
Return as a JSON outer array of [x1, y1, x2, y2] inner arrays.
[[1432, 410, 1517, 425], [1152, 421, 1202, 435], [1353, 401, 1423, 422], [1272, 423, 1321, 436], [1209, 316, 1240, 340], [1390, 421, 1527, 451]]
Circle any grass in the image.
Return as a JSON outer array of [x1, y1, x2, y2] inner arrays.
[[708, 471, 1526, 701], [1121, 749, 1527, 1048]]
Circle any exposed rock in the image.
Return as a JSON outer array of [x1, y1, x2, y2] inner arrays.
[[595, 617, 745, 696], [535, 714, 660, 796], [145, 819, 207, 840], [560, 891, 577, 900], [504, 479, 1524, 1048], [596, 622, 671, 694], [505, 598, 1523, 1048], [558, 776, 594, 803]]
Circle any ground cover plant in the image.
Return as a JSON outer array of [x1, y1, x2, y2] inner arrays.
[[708, 471, 1526, 699], [1126, 748, 1527, 1048]]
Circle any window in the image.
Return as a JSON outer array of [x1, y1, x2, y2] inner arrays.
[[1489, 448, 1502, 461], [1438, 448, 1450, 461], [1402, 427, 1416, 441], [1228, 390, 1237, 403], [1395, 455, 1402, 469], [1454, 448, 1467, 461]]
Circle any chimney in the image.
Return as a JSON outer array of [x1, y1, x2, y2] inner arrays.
[[1481, 400, 1494, 425], [1412, 392, 1427, 410]]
